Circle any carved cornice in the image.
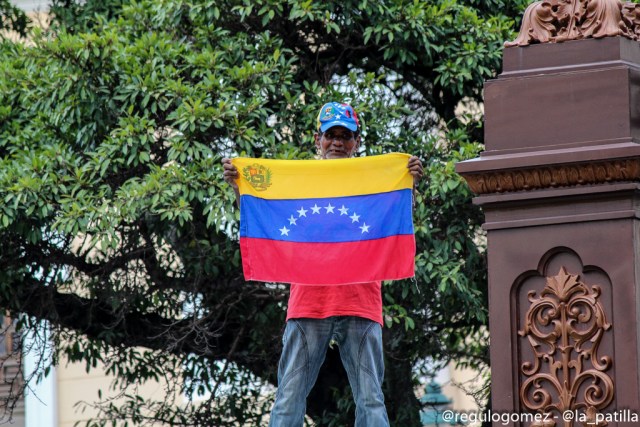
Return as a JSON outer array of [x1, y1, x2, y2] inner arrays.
[[506, 0, 640, 47], [462, 158, 640, 194], [519, 267, 613, 426]]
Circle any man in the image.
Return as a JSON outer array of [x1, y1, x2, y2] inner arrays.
[[222, 102, 423, 426]]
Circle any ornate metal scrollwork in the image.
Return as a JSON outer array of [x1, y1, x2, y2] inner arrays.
[[519, 267, 614, 426], [506, 0, 640, 46]]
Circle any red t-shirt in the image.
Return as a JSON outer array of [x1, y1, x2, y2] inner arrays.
[[286, 281, 383, 325]]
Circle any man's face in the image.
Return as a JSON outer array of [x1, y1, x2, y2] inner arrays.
[[315, 126, 360, 159]]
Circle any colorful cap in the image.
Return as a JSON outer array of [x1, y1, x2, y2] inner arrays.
[[316, 102, 359, 133]]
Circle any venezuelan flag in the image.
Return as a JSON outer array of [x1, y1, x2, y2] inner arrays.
[[232, 153, 415, 285]]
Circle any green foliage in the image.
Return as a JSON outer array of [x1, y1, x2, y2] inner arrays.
[[0, 0, 526, 425], [49, 0, 128, 33], [0, 0, 29, 37]]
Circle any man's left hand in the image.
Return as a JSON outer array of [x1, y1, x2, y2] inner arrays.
[[408, 156, 423, 185]]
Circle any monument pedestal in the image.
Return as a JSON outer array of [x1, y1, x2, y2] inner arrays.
[[457, 37, 640, 425]]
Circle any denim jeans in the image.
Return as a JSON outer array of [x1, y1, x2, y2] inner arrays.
[[268, 316, 389, 427]]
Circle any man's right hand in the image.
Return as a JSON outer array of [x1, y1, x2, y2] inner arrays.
[[222, 157, 240, 192], [222, 158, 241, 207]]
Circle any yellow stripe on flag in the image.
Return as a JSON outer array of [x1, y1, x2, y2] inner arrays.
[[232, 153, 412, 199]]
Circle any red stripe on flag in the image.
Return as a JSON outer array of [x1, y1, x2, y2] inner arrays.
[[240, 235, 415, 285]]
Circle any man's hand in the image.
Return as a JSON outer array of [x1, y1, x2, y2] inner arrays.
[[408, 156, 423, 185], [222, 158, 241, 202]]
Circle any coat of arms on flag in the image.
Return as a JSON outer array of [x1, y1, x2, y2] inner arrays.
[[241, 163, 272, 191]]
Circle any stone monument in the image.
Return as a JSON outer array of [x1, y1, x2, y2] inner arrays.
[[456, 1, 640, 425]]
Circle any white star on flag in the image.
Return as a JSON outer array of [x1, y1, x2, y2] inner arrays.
[[311, 204, 322, 214], [324, 203, 335, 213], [359, 223, 370, 233], [338, 205, 349, 215], [280, 226, 290, 236], [350, 212, 360, 223], [288, 215, 297, 225], [297, 207, 308, 217]]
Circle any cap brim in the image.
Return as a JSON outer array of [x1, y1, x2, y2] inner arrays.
[[320, 121, 358, 132]]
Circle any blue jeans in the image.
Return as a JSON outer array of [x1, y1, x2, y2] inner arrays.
[[269, 317, 389, 427]]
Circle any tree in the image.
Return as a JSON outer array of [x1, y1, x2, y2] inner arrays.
[[0, 0, 527, 425], [0, 0, 28, 37]]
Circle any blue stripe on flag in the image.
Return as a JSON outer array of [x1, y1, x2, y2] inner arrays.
[[239, 189, 414, 243]]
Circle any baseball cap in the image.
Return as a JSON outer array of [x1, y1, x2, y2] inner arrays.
[[316, 102, 360, 133]]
